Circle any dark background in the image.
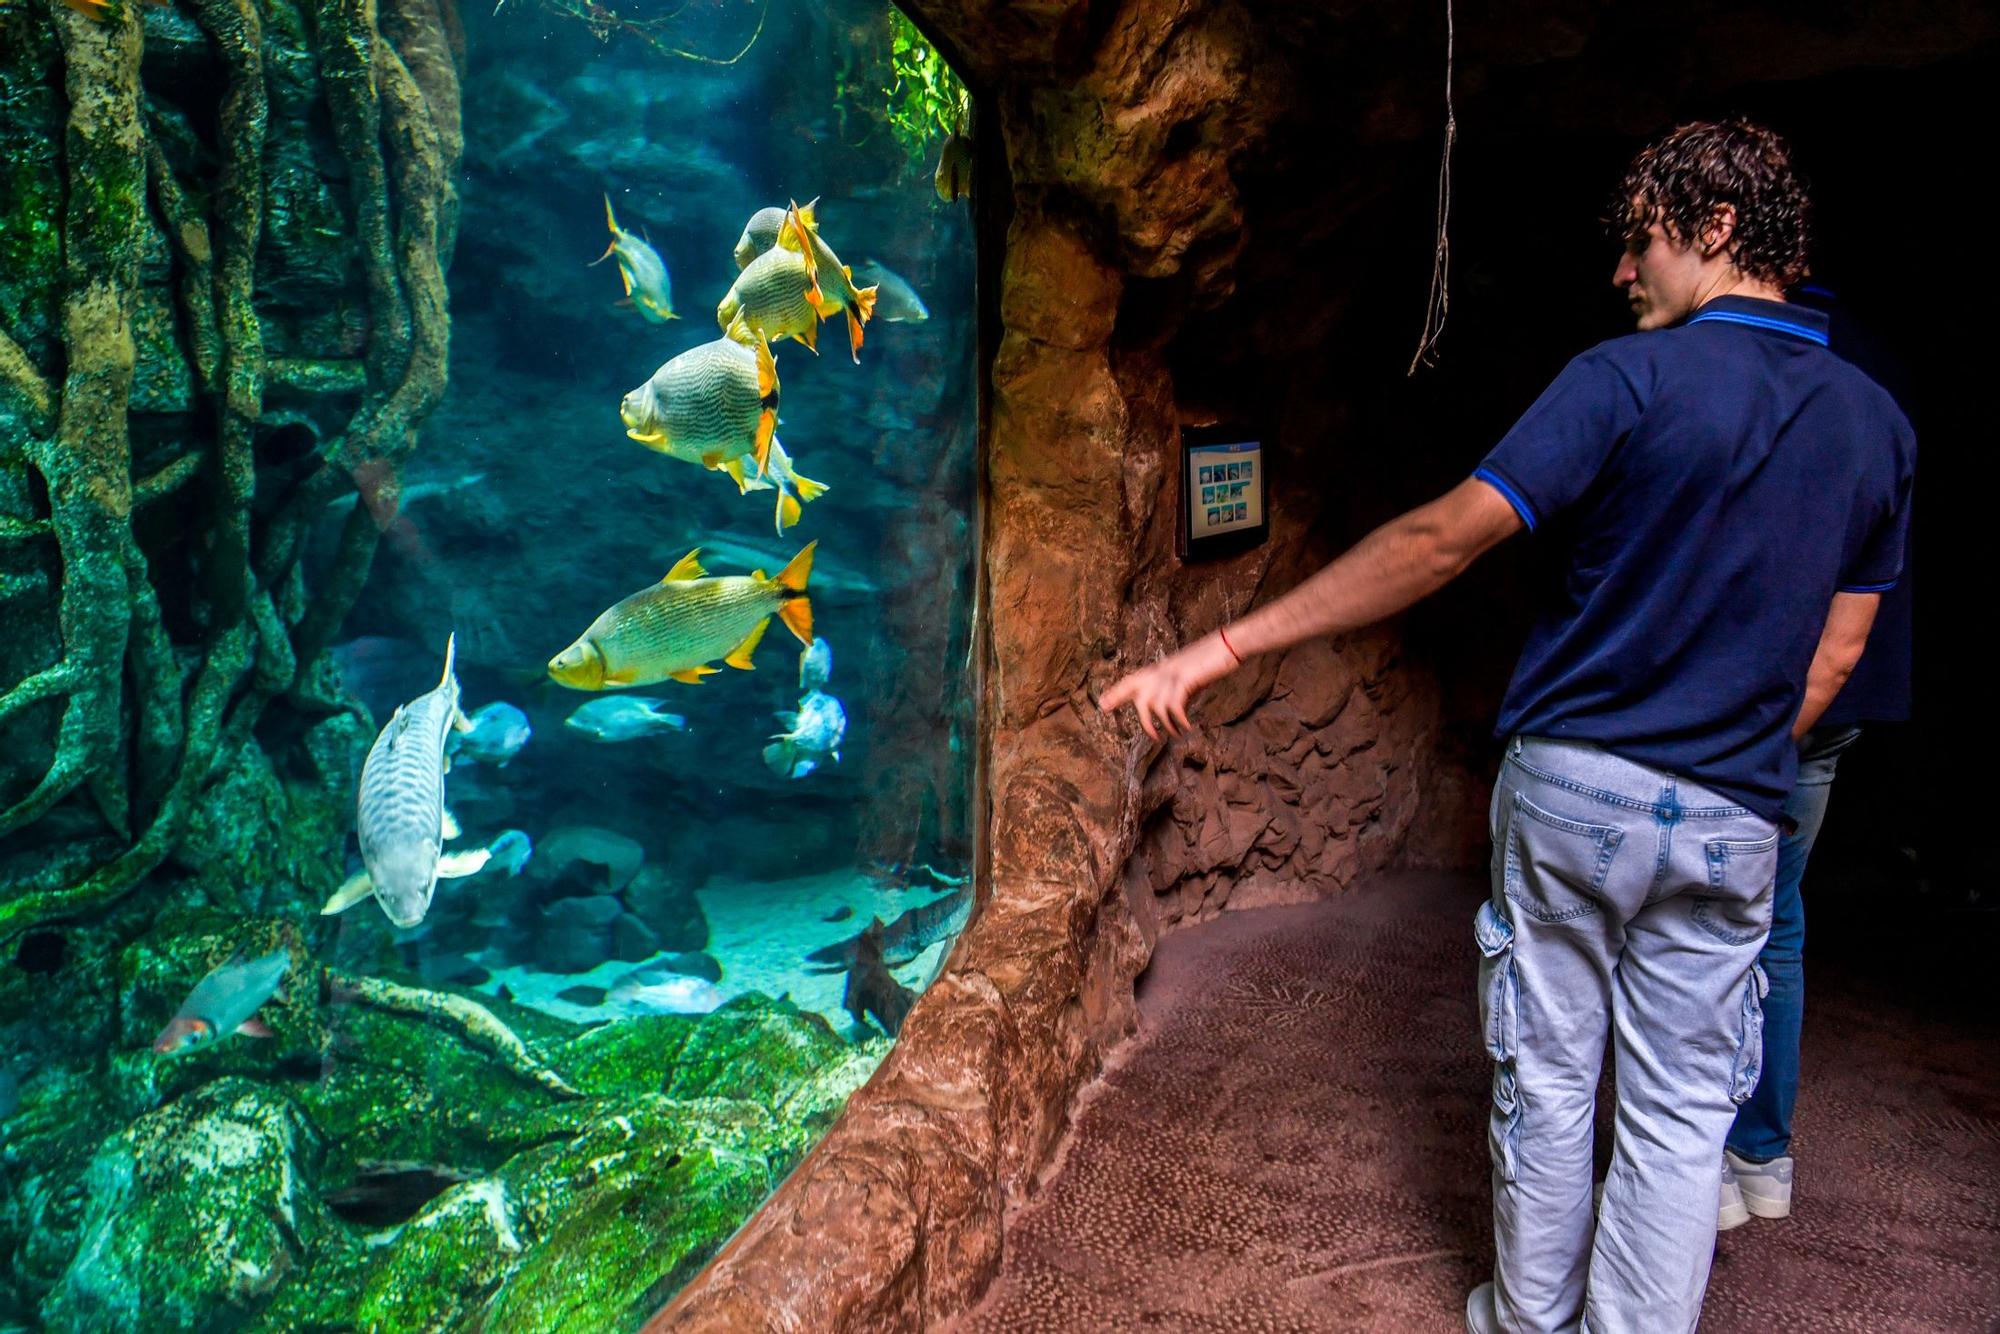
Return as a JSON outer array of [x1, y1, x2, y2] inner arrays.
[[1167, 25, 1999, 1008]]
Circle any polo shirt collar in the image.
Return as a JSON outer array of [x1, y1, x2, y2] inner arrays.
[[1683, 295, 1829, 346]]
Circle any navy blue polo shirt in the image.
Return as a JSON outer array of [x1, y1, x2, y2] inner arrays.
[[1472, 295, 1916, 820]]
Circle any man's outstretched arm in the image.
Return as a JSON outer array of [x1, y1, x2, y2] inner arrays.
[[1101, 477, 1526, 739]]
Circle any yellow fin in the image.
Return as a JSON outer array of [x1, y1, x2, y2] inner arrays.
[[793, 319, 820, 356], [773, 540, 816, 646], [437, 848, 492, 879], [724, 617, 772, 670], [661, 549, 705, 583], [615, 262, 634, 297], [724, 457, 751, 494], [786, 201, 821, 305], [750, 569, 767, 581], [776, 491, 801, 533], [668, 666, 720, 684], [321, 871, 376, 916], [790, 469, 829, 503], [603, 193, 619, 234]]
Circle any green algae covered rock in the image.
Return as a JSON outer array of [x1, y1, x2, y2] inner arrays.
[[355, 1095, 778, 1334], [39, 1078, 354, 1333]]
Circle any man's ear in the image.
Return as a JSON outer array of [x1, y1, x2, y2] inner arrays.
[[1700, 203, 1739, 257]]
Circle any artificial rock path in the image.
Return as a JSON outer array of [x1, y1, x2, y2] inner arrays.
[[954, 873, 2000, 1332]]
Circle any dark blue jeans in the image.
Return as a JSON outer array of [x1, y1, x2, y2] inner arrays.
[[1724, 724, 1863, 1163]]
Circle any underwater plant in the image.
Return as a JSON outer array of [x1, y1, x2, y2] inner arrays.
[[834, 8, 969, 161]]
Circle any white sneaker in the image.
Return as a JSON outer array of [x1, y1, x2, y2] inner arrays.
[[1718, 1157, 1750, 1231], [1466, 1281, 1499, 1334], [1725, 1148, 1794, 1219]]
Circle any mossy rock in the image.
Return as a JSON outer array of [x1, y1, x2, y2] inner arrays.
[[38, 1077, 356, 1333], [354, 1096, 777, 1334], [658, 995, 850, 1108]]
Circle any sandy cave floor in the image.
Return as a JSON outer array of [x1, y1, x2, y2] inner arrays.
[[954, 873, 2000, 1332]]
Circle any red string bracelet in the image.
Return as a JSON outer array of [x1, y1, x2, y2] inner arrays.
[[1218, 627, 1243, 665]]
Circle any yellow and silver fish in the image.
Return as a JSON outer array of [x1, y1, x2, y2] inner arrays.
[[733, 437, 829, 535], [717, 243, 828, 356], [774, 200, 879, 362], [732, 203, 803, 271], [548, 544, 816, 690], [620, 333, 781, 483], [934, 134, 973, 202], [589, 194, 677, 324]]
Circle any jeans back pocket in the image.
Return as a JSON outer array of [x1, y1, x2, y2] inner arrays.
[[1695, 832, 1780, 945], [1504, 791, 1623, 924]]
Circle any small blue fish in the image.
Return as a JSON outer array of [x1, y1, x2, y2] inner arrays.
[[489, 829, 533, 876], [799, 636, 833, 690], [592, 194, 677, 323], [152, 948, 291, 1057], [449, 701, 532, 766], [763, 689, 846, 779], [564, 696, 688, 743]]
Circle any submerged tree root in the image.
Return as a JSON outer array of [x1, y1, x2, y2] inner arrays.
[[1, 0, 459, 941], [328, 969, 584, 1099]]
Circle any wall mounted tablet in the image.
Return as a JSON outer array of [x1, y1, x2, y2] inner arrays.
[[1178, 424, 1268, 561]]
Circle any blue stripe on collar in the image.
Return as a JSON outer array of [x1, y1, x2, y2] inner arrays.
[[1686, 309, 1829, 346]]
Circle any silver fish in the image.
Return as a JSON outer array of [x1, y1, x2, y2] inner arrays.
[[763, 689, 846, 779], [564, 696, 689, 742], [608, 969, 725, 1015], [852, 260, 929, 322], [152, 948, 291, 1057], [356, 634, 470, 928], [799, 636, 833, 690], [592, 194, 677, 322], [449, 701, 532, 766]]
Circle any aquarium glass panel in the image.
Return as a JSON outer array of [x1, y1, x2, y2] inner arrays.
[[0, 0, 976, 1323]]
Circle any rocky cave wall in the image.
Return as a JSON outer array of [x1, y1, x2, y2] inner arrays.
[[647, 0, 1999, 1328]]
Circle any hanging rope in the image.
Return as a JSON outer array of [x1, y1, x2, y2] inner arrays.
[[1407, 0, 1455, 375]]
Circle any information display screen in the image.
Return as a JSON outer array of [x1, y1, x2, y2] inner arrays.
[[1180, 428, 1268, 559]]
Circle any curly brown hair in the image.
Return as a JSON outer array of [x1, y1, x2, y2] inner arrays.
[[1611, 119, 1812, 287]]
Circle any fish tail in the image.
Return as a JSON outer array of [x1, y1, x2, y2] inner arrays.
[[776, 485, 801, 534], [603, 193, 619, 234], [789, 467, 829, 504], [773, 541, 816, 645], [762, 739, 796, 775]]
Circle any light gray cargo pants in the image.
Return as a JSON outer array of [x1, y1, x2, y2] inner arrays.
[[1478, 736, 1776, 1333]]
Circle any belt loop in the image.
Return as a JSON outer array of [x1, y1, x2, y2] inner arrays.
[[1510, 736, 1523, 757]]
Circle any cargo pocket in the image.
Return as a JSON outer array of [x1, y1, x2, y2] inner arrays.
[[1504, 791, 1621, 924], [1695, 832, 1780, 945], [1728, 964, 1770, 1105], [1475, 900, 1523, 1182], [1475, 900, 1517, 1062]]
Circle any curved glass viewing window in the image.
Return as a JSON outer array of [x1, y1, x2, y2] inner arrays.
[[0, 0, 976, 1324]]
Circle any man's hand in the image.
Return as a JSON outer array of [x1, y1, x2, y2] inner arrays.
[[1099, 634, 1240, 740]]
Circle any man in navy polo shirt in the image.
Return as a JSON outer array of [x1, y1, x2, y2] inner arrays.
[[1101, 119, 1915, 1333]]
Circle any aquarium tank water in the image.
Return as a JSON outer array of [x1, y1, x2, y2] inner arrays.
[[0, 0, 977, 1325]]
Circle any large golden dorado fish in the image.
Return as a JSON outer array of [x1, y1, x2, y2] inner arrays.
[[548, 545, 816, 690]]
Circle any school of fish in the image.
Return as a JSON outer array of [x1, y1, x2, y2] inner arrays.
[[148, 181, 938, 1061]]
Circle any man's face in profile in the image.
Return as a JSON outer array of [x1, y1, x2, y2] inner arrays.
[[1612, 209, 1708, 331]]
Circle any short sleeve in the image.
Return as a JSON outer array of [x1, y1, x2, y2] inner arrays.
[[1472, 350, 1644, 531], [1838, 438, 1915, 592]]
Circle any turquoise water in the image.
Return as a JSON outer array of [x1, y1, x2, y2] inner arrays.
[[0, 0, 975, 1325]]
